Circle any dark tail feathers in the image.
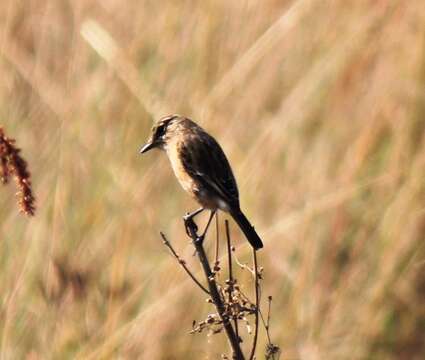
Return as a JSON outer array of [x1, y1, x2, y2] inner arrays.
[[230, 209, 263, 250]]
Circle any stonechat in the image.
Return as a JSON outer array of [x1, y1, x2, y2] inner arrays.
[[140, 115, 263, 250]]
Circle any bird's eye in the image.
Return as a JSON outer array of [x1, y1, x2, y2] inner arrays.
[[156, 124, 166, 138]]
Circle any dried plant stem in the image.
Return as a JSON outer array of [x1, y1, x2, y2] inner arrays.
[[225, 220, 239, 341], [214, 213, 220, 265], [184, 217, 245, 360], [225, 221, 234, 284], [248, 249, 260, 360], [266, 296, 273, 343], [160, 232, 210, 295]]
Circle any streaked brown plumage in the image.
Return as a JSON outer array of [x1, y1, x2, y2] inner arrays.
[[140, 114, 263, 250]]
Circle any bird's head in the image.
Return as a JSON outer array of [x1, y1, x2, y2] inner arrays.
[[139, 114, 180, 153]]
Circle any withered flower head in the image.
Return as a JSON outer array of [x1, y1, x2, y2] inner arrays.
[[0, 127, 35, 216]]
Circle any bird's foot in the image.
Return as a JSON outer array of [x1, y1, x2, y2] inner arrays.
[[183, 216, 198, 237], [183, 208, 204, 222], [183, 212, 192, 222]]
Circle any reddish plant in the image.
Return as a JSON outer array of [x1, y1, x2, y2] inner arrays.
[[0, 127, 35, 216]]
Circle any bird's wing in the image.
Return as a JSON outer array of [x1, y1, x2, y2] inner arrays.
[[179, 132, 239, 207]]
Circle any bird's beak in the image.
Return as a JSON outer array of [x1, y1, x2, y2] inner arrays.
[[139, 141, 155, 154]]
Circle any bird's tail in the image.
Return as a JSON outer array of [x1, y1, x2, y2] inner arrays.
[[230, 209, 263, 250]]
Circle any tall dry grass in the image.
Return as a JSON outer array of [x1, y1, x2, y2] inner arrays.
[[0, 0, 424, 359]]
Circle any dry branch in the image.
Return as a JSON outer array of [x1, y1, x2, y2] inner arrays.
[[160, 213, 279, 359], [184, 216, 245, 360]]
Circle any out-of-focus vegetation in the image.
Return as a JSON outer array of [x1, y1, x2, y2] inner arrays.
[[0, 0, 424, 359]]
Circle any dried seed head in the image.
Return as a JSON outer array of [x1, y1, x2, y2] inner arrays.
[[0, 127, 35, 216]]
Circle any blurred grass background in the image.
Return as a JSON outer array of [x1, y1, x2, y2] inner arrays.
[[0, 0, 424, 359]]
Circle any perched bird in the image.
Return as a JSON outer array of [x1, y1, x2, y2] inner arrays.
[[140, 115, 263, 250]]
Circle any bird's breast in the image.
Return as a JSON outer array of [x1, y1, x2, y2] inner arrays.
[[165, 140, 217, 210], [166, 142, 198, 194]]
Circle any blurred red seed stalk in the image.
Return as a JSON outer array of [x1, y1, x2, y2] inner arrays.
[[0, 126, 35, 216]]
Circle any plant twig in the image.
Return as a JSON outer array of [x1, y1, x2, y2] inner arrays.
[[214, 212, 220, 266], [248, 249, 260, 360], [266, 296, 273, 343], [184, 217, 245, 360], [260, 296, 281, 359], [225, 220, 240, 343], [233, 249, 255, 275], [160, 232, 210, 295]]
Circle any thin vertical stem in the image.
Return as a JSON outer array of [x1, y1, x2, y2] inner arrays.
[[225, 220, 234, 280], [214, 212, 220, 265], [248, 249, 260, 360], [266, 296, 273, 344], [225, 220, 239, 342]]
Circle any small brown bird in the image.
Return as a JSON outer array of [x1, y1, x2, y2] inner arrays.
[[140, 115, 263, 250]]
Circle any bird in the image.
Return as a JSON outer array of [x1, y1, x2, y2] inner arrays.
[[140, 114, 263, 250]]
